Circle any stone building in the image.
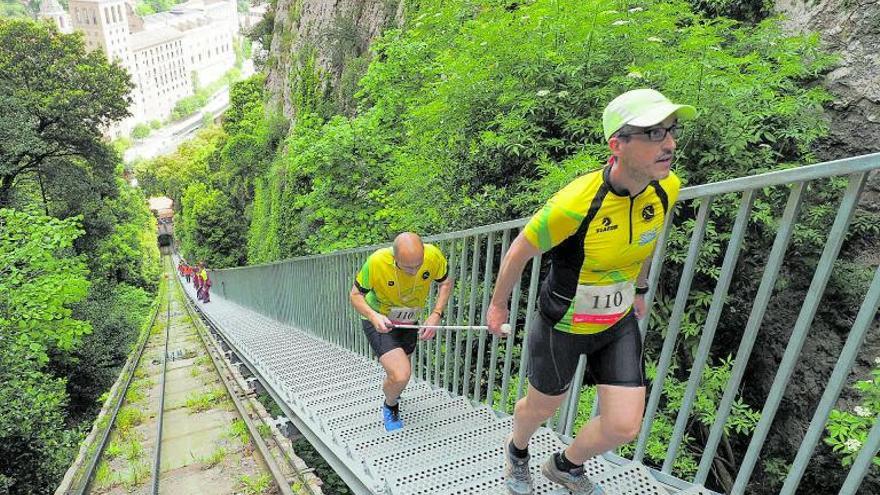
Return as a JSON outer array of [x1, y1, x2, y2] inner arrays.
[[39, 0, 240, 135]]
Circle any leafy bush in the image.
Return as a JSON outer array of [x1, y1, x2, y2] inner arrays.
[[245, 0, 833, 260], [0, 210, 90, 494], [825, 359, 880, 467], [131, 123, 151, 139]]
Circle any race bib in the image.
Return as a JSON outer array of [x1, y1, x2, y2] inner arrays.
[[388, 306, 422, 324], [572, 281, 634, 325]]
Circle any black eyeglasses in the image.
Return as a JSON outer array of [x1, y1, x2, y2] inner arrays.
[[619, 124, 680, 142]]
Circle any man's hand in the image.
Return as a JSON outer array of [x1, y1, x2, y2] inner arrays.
[[371, 312, 393, 333], [633, 294, 647, 320], [486, 303, 510, 337], [419, 312, 441, 340]]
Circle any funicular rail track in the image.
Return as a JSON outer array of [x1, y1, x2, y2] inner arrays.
[[59, 256, 307, 495]]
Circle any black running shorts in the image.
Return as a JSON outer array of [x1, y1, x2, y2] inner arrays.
[[527, 311, 646, 396], [362, 319, 418, 358]]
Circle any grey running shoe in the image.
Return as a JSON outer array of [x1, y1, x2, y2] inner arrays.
[[503, 436, 533, 495], [541, 455, 604, 494]]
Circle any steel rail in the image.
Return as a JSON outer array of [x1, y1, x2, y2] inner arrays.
[[150, 267, 172, 495], [64, 280, 162, 495]]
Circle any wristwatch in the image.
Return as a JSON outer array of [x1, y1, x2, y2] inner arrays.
[[431, 309, 444, 318], [635, 286, 649, 295]]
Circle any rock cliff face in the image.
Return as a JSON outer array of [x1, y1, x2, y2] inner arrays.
[[776, 0, 880, 159], [747, 3, 879, 494], [264, 0, 403, 118]]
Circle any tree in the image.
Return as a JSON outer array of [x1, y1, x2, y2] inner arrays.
[[0, 209, 91, 494], [0, 19, 132, 207], [178, 182, 248, 267]]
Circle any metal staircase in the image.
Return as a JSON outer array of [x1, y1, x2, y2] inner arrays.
[[181, 279, 710, 494]]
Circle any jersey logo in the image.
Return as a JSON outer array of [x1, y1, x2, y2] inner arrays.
[[422, 271, 430, 280], [642, 204, 655, 222], [639, 229, 658, 246], [388, 281, 395, 286], [595, 216, 618, 233]]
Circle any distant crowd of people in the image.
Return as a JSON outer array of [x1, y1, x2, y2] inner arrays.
[[178, 260, 211, 303]]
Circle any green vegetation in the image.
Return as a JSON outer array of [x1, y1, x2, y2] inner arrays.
[[135, 0, 184, 16], [257, 422, 272, 439], [138, 73, 283, 267], [0, 0, 31, 17], [104, 439, 122, 460], [131, 122, 152, 139], [171, 68, 242, 121], [116, 406, 145, 433], [825, 358, 880, 467], [239, 473, 271, 495], [185, 388, 227, 412], [228, 418, 251, 446], [0, 18, 159, 494], [200, 446, 229, 469]]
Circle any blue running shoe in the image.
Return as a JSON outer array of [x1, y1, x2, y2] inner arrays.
[[382, 404, 403, 431]]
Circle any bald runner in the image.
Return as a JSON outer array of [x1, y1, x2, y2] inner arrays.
[[350, 233, 454, 431]]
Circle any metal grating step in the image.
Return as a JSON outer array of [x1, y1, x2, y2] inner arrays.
[[366, 417, 514, 474], [673, 485, 717, 494], [594, 462, 673, 495], [336, 397, 478, 445], [314, 382, 434, 419], [438, 431, 610, 495], [325, 389, 453, 430], [279, 365, 385, 392], [386, 429, 568, 495], [353, 407, 499, 459], [373, 418, 513, 479], [301, 376, 393, 407]]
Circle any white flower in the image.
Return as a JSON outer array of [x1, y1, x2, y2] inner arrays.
[[536, 90, 551, 97], [434, 12, 442, 17], [854, 405, 872, 417], [629, 7, 644, 13], [874, 356, 880, 365], [557, 90, 570, 98], [480, 41, 488, 47], [626, 71, 643, 79], [613, 20, 630, 26], [647, 37, 664, 43], [415, 22, 423, 28], [844, 438, 862, 453], [601, 10, 619, 15]]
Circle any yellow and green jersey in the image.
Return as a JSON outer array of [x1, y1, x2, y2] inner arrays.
[[524, 165, 680, 334], [354, 244, 449, 320]]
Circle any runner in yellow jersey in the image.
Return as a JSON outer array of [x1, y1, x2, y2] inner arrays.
[[350, 232, 454, 431], [487, 89, 695, 494]]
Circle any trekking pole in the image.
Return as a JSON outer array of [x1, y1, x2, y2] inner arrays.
[[389, 323, 511, 335]]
